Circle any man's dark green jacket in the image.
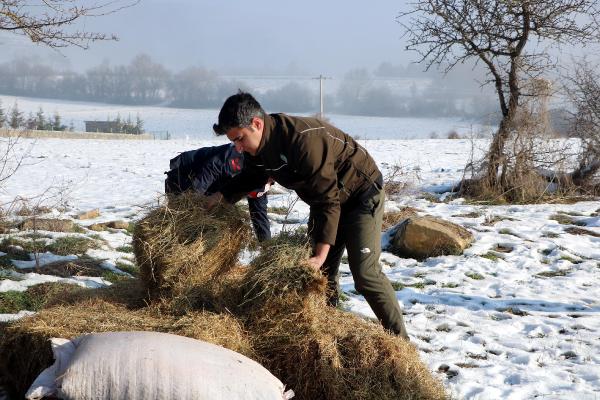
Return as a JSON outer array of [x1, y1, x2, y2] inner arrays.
[[221, 113, 382, 245]]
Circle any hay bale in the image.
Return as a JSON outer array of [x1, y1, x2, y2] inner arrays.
[[237, 234, 447, 400], [133, 193, 251, 304], [0, 299, 255, 398]]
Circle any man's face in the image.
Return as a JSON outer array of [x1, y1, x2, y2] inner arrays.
[[226, 117, 264, 156]]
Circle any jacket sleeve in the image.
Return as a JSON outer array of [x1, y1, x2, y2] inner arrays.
[[219, 164, 269, 204], [291, 133, 340, 246], [192, 162, 222, 194]]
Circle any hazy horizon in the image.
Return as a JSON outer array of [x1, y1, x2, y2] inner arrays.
[[0, 0, 417, 75]]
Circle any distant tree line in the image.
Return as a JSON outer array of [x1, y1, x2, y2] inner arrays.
[[0, 101, 70, 131], [0, 55, 498, 120]]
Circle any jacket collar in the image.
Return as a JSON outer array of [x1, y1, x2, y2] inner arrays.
[[255, 114, 274, 157]]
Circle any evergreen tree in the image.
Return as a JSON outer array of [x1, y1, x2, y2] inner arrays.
[[25, 112, 37, 130], [51, 111, 66, 131], [9, 102, 24, 129], [35, 107, 47, 130], [135, 113, 144, 134], [115, 114, 122, 133]]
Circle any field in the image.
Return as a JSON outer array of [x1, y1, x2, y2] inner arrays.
[[0, 121, 598, 398]]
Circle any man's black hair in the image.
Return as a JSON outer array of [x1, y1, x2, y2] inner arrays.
[[213, 91, 266, 136]]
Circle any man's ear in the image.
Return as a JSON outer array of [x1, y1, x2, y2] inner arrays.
[[251, 117, 264, 133]]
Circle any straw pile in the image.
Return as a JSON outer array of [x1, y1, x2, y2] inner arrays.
[[236, 234, 447, 400], [1, 197, 447, 400], [133, 193, 251, 309]]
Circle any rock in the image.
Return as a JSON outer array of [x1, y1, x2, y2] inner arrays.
[[88, 223, 108, 231], [389, 215, 473, 259], [19, 218, 74, 232], [382, 207, 419, 230], [76, 209, 100, 220], [106, 220, 130, 230]]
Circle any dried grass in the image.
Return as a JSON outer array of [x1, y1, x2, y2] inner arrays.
[[235, 234, 447, 400], [133, 192, 251, 306], [1, 202, 446, 400]]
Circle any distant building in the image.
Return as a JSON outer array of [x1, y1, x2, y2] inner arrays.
[[84, 121, 122, 133]]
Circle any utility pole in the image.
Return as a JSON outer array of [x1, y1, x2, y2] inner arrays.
[[313, 74, 331, 119]]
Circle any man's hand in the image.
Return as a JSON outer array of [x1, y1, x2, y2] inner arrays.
[[204, 192, 223, 210], [306, 242, 330, 271]]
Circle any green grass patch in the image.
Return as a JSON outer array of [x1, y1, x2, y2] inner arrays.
[[101, 270, 131, 283], [541, 232, 560, 238], [71, 224, 87, 234], [498, 228, 519, 237], [338, 291, 349, 303], [0, 255, 15, 268], [452, 211, 482, 218], [550, 214, 586, 226], [465, 271, 485, 280], [481, 252, 500, 261], [22, 232, 53, 240], [46, 236, 99, 256], [0, 282, 80, 313], [126, 222, 136, 235], [392, 280, 436, 290], [559, 211, 584, 217], [115, 261, 139, 276], [482, 215, 516, 225], [0, 237, 44, 259], [115, 245, 134, 253], [536, 269, 570, 278], [0, 268, 20, 280], [442, 282, 460, 288], [0, 291, 37, 313], [560, 255, 583, 264], [268, 206, 290, 215]]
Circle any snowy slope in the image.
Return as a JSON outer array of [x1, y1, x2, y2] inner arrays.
[[0, 136, 598, 399]]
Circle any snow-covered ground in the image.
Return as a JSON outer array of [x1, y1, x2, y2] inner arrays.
[[0, 94, 492, 139], [1, 136, 599, 399]]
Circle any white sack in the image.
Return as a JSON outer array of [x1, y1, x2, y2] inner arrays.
[[26, 331, 294, 400]]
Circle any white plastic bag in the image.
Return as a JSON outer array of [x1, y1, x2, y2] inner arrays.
[[26, 331, 294, 400]]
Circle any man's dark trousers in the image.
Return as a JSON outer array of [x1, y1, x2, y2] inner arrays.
[[318, 187, 409, 339], [248, 195, 271, 242]]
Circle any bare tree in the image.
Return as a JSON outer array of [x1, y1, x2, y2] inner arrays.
[[399, 0, 600, 193], [562, 58, 600, 190], [0, 0, 140, 49]]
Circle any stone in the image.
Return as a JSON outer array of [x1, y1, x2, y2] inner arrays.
[[389, 215, 473, 259], [19, 218, 74, 232], [106, 220, 130, 230], [76, 209, 100, 220], [88, 223, 108, 231]]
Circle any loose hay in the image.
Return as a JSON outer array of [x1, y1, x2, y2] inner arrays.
[[2, 205, 446, 400], [237, 235, 447, 400], [133, 192, 251, 305], [0, 298, 256, 398]]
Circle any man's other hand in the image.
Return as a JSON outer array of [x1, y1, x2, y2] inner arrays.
[[306, 242, 331, 271], [205, 192, 223, 210]]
